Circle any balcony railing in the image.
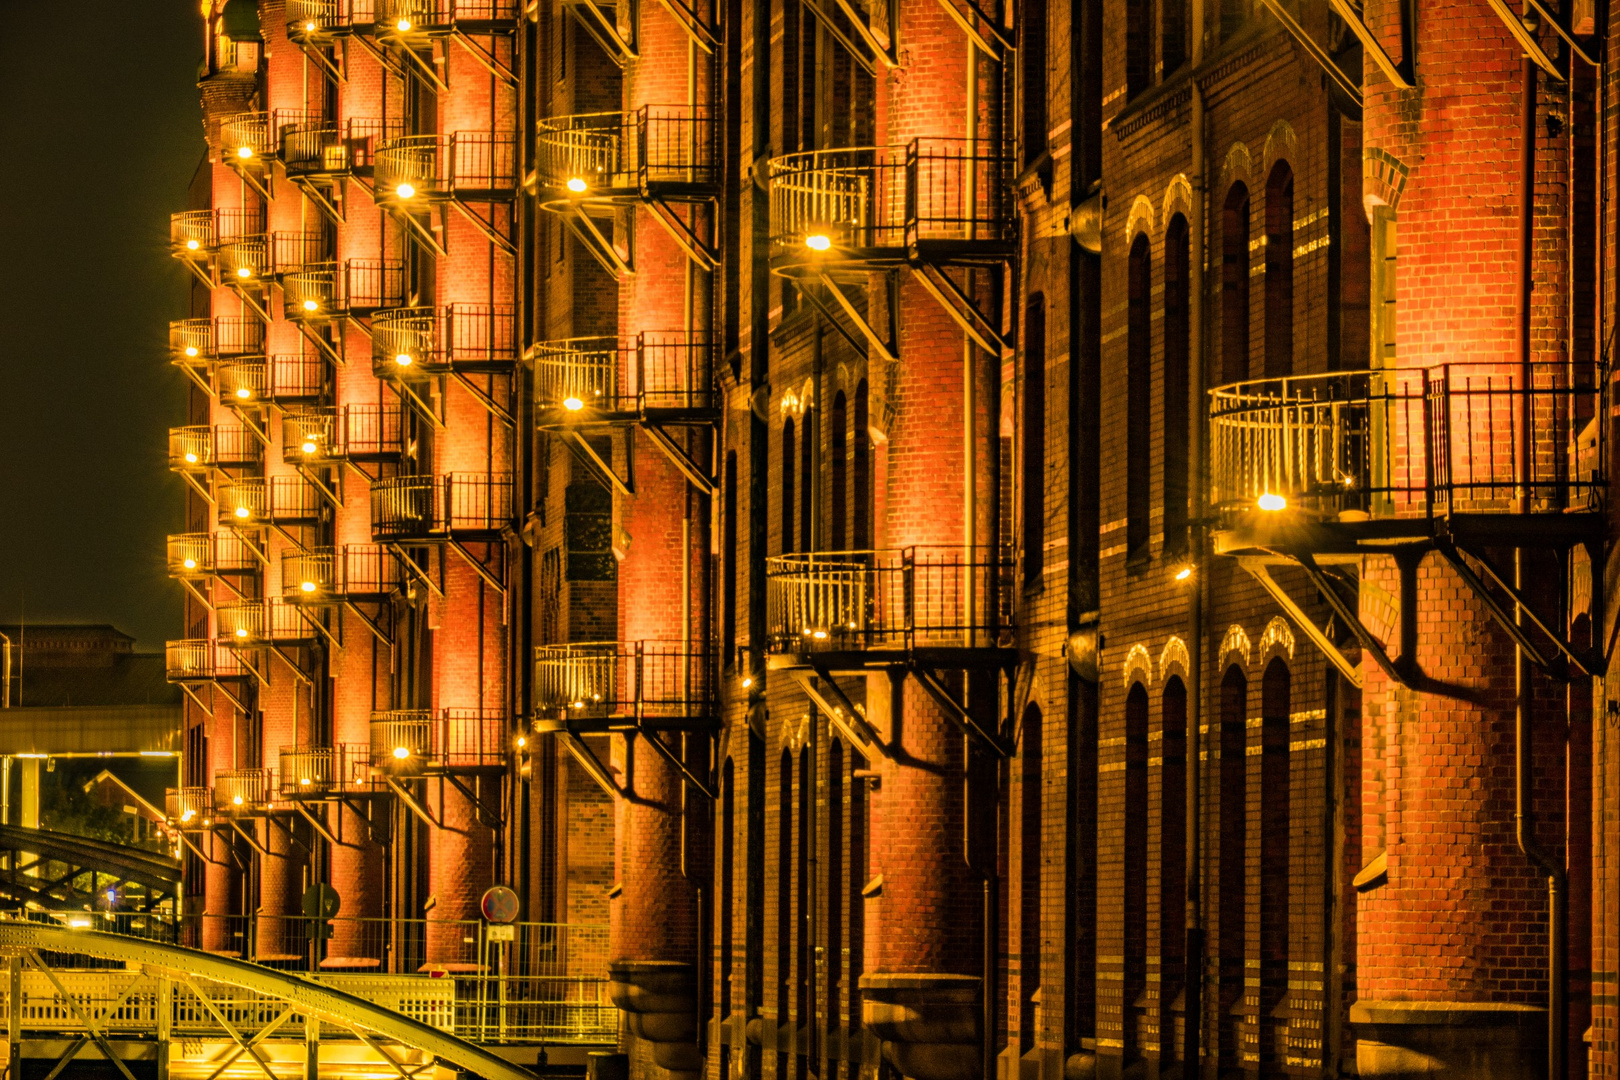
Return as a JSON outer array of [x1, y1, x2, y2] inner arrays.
[[765, 546, 1014, 652], [535, 107, 717, 200], [768, 139, 1015, 264], [166, 786, 213, 825], [218, 599, 321, 645], [277, 115, 349, 177], [1208, 364, 1605, 521], [167, 531, 260, 578], [219, 476, 324, 527], [223, 354, 327, 404], [370, 708, 508, 773], [345, 117, 403, 174], [283, 404, 405, 463], [287, 0, 359, 40], [168, 424, 263, 471], [374, 132, 517, 203], [285, 259, 406, 320], [532, 331, 716, 417], [216, 359, 266, 404], [283, 544, 400, 601], [221, 111, 273, 165], [372, 304, 517, 375], [219, 233, 269, 282], [371, 473, 513, 541], [375, 0, 520, 35], [170, 317, 265, 365], [165, 638, 251, 682], [283, 407, 341, 463], [217, 206, 267, 243], [278, 744, 371, 796], [170, 210, 217, 258], [271, 231, 330, 278], [214, 768, 274, 813], [533, 642, 713, 727]]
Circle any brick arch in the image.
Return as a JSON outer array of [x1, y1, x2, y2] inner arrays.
[[1219, 623, 1252, 673], [781, 712, 811, 753], [1217, 140, 1253, 196], [1159, 635, 1190, 684], [1123, 642, 1154, 690], [1260, 120, 1298, 188], [1257, 615, 1295, 667], [1362, 146, 1410, 221], [1161, 173, 1192, 234], [1124, 194, 1158, 246]]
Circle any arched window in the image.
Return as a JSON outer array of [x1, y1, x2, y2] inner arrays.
[[1259, 658, 1291, 1067], [1123, 682, 1149, 1057], [1218, 665, 1248, 1073], [1019, 703, 1043, 1047], [801, 413, 815, 552], [1222, 183, 1251, 384], [781, 417, 796, 554], [1024, 295, 1047, 579], [1264, 161, 1294, 378], [776, 749, 793, 1079], [830, 392, 847, 551], [1127, 235, 1152, 559], [852, 382, 871, 549], [721, 758, 736, 1019], [1163, 216, 1190, 557], [1160, 676, 1187, 997]]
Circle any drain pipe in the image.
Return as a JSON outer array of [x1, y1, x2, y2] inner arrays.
[[1516, 24, 1567, 1080]]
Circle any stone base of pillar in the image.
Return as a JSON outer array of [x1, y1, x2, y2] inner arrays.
[[1352, 1001, 1547, 1080], [860, 972, 981, 1080], [608, 959, 700, 1077]]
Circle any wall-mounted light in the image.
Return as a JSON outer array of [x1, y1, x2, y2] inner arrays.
[[566, 177, 588, 194], [396, 182, 416, 199], [1257, 492, 1287, 512], [805, 233, 832, 252]]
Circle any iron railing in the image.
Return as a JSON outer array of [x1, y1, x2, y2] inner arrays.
[[167, 531, 259, 578], [278, 744, 371, 795], [217, 599, 321, 645], [533, 641, 713, 725], [165, 639, 251, 682], [219, 476, 324, 526], [216, 358, 267, 404], [768, 138, 1015, 256], [169, 316, 265, 363], [267, 352, 328, 401], [286, 259, 406, 319], [536, 107, 717, 196], [375, 0, 521, 32], [532, 331, 715, 414], [284, 407, 341, 462], [373, 304, 517, 374], [347, 403, 408, 458], [1208, 363, 1605, 519], [169, 210, 216, 257], [167, 424, 262, 471], [165, 786, 213, 824], [219, 232, 269, 281], [765, 546, 1014, 651], [214, 768, 274, 813], [370, 709, 509, 772], [370, 473, 514, 540], [217, 206, 267, 243], [287, 0, 358, 39], [375, 132, 518, 200], [279, 117, 348, 174], [345, 117, 403, 173], [271, 230, 330, 277], [283, 544, 400, 600], [221, 111, 273, 163]]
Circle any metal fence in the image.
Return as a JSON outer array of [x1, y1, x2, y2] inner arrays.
[[170, 316, 265, 362], [537, 106, 716, 194], [217, 599, 321, 645], [534, 641, 713, 725], [766, 545, 1013, 651], [532, 331, 714, 414], [169, 209, 216, 255], [1208, 363, 1605, 519], [284, 544, 399, 600], [371, 473, 514, 539], [267, 351, 327, 401], [370, 709, 509, 771], [167, 531, 259, 577], [218, 477, 324, 527], [167, 424, 261, 471], [373, 303, 517, 373], [375, 132, 517, 199], [278, 743, 373, 796], [220, 111, 272, 162], [377, 0, 522, 28]]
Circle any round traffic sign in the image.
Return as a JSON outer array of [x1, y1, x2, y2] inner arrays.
[[301, 883, 340, 919], [480, 884, 520, 923]]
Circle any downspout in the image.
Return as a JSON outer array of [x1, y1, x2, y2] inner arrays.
[[1183, 0, 1207, 1072], [1516, 24, 1567, 1080]]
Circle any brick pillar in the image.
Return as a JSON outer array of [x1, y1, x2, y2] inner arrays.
[[203, 696, 239, 953], [1356, 4, 1568, 1075], [257, 677, 304, 960]]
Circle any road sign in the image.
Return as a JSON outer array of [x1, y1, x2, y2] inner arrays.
[[480, 885, 519, 924], [486, 923, 515, 942], [301, 883, 340, 920]]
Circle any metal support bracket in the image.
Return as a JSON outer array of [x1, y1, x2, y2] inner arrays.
[[181, 470, 217, 508], [28, 952, 141, 1080], [184, 258, 217, 292], [227, 820, 272, 858], [344, 600, 395, 647], [643, 423, 716, 494], [450, 370, 516, 427], [384, 776, 440, 829], [181, 975, 282, 1080], [1482, 0, 1565, 78], [1292, 552, 1410, 688], [815, 274, 899, 364], [297, 463, 344, 510], [451, 29, 518, 85], [295, 39, 346, 82], [800, 0, 895, 73], [387, 543, 444, 598], [909, 663, 1012, 757], [295, 320, 347, 368], [396, 41, 451, 93], [449, 538, 507, 597], [294, 605, 343, 651], [652, 0, 719, 51], [292, 801, 340, 847], [1326, 0, 1413, 88], [633, 727, 717, 799], [1238, 557, 1365, 688], [394, 205, 450, 259], [181, 577, 215, 614], [789, 668, 883, 763], [565, 204, 633, 278], [292, 174, 347, 227], [1256, 0, 1364, 104], [931, 0, 1012, 59], [445, 772, 506, 828], [557, 729, 622, 798], [646, 198, 718, 270], [449, 196, 516, 256], [1437, 541, 1598, 677], [911, 261, 1011, 355], [269, 643, 317, 687], [562, 0, 637, 65], [564, 428, 634, 494], [228, 159, 273, 202]]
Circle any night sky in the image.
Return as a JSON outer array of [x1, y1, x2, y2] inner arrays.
[[0, 2, 203, 650]]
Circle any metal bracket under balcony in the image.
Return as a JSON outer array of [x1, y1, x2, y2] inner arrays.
[[369, 710, 509, 826], [562, 0, 636, 64], [375, 0, 521, 85], [375, 133, 518, 256], [797, 0, 896, 74], [370, 475, 514, 595], [532, 642, 716, 737]]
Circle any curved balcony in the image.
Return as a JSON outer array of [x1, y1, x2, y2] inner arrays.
[[284, 259, 406, 321], [219, 476, 324, 528], [278, 744, 370, 797], [533, 642, 714, 733], [166, 786, 213, 827], [344, 118, 404, 177], [283, 404, 405, 464], [374, 0, 520, 39], [216, 358, 267, 405], [165, 638, 251, 682], [533, 332, 717, 428], [370, 473, 513, 542], [370, 708, 507, 776], [220, 111, 273, 166], [283, 407, 341, 464], [168, 424, 263, 472], [214, 768, 274, 814], [219, 232, 269, 283], [767, 139, 1015, 277], [372, 303, 516, 376], [283, 544, 400, 602], [170, 210, 217, 259], [535, 107, 716, 208], [169, 316, 265, 366], [765, 546, 1014, 662], [274, 112, 345, 178], [222, 354, 327, 405], [218, 598, 320, 646], [167, 531, 261, 578], [287, 0, 358, 41], [374, 132, 517, 206], [1208, 364, 1605, 553]]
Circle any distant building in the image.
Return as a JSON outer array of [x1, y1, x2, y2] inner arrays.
[[1, 624, 179, 709]]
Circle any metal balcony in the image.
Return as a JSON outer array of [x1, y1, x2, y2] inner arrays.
[[214, 768, 275, 815], [276, 112, 346, 178], [765, 546, 1014, 664], [170, 210, 217, 259], [168, 424, 263, 472], [1208, 364, 1605, 553], [374, 0, 520, 37], [283, 404, 405, 464], [533, 642, 714, 734], [374, 132, 517, 205], [345, 118, 403, 178], [218, 232, 269, 283], [283, 544, 400, 602], [278, 744, 371, 797], [218, 599, 322, 646], [287, 0, 360, 41], [167, 531, 260, 578], [370, 473, 513, 542], [533, 332, 717, 424], [219, 353, 327, 405], [166, 786, 213, 827], [536, 108, 717, 205], [284, 259, 406, 321], [219, 476, 324, 528], [165, 638, 251, 682], [369, 708, 508, 776], [372, 304, 516, 376], [169, 317, 265, 366], [220, 111, 273, 166]]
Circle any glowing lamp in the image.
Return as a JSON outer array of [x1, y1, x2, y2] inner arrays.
[[566, 177, 588, 194], [235, 628, 248, 638], [303, 299, 319, 312], [1174, 565, 1193, 582], [392, 746, 410, 760], [184, 452, 198, 464], [394, 353, 413, 367], [300, 776, 312, 785], [562, 396, 584, 411], [741, 676, 752, 689], [516, 736, 527, 749], [1257, 492, 1287, 512], [235, 505, 251, 519], [69, 919, 90, 930], [237, 146, 254, 159], [396, 17, 411, 31], [395, 182, 416, 199], [812, 629, 828, 640], [306, 20, 317, 30], [236, 387, 251, 399], [185, 346, 199, 357], [237, 266, 252, 278], [805, 233, 832, 252], [180, 810, 195, 823], [232, 794, 244, 805], [183, 558, 197, 570], [187, 239, 200, 251], [302, 440, 318, 454], [301, 580, 317, 593]]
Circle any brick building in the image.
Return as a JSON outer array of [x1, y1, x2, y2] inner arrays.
[[163, 0, 1616, 1078]]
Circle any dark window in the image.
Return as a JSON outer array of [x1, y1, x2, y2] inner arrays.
[[853, 382, 871, 549], [782, 418, 796, 554], [830, 393, 847, 550], [1163, 215, 1190, 557], [1162, 0, 1186, 75], [801, 413, 815, 552], [1123, 682, 1149, 1056], [1019, 704, 1043, 1048], [1265, 161, 1294, 378], [1160, 676, 1188, 995], [776, 750, 793, 1079], [1222, 183, 1252, 384], [1218, 665, 1248, 1073], [1222, 0, 1246, 38], [1259, 658, 1291, 1065], [724, 451, 738, 666], [1021, 0, 1048, 164], [720, 758, 735, 1020], [1024, 296, 1047, 580], [1065, 671, 1098, 1050], [563, 481, 615, 581], [1126, 0, 1151, 97], [1127, 235, 1152, 558]]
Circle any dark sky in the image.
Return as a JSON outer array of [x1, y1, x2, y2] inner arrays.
[[0, 2, 203, 651]]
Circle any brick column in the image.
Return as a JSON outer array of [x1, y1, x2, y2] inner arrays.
[[203, 695, 240, 954]]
